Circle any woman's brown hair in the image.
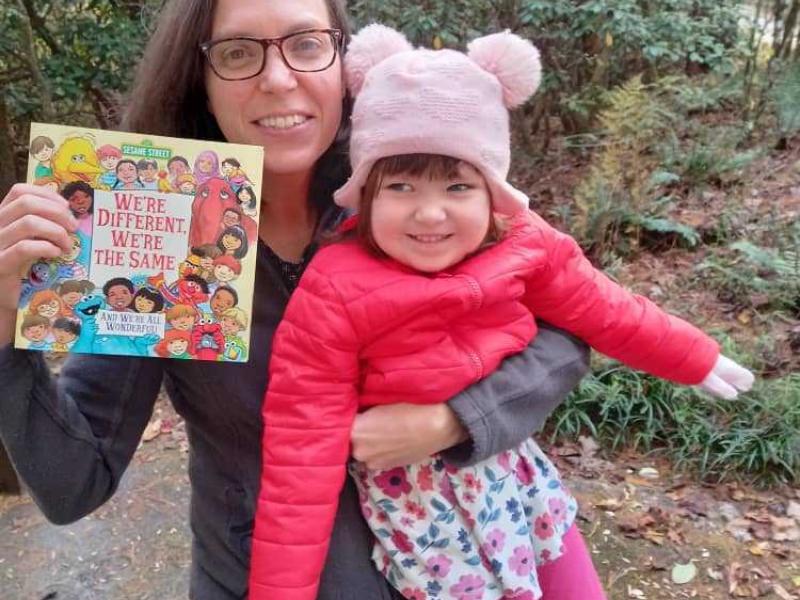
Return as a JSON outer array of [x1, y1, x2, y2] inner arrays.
[[120, 0, 353, 208]]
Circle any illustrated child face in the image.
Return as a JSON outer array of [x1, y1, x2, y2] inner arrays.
[[211, 289, 235, 315], [169, 161, 189, 178], [107, 284, 133, 310], [37, 300, 60, 319], [24, 324, 48, 342], [139, 163, 158, 182], [222, 210, 240, 229], [61, 291, 82, 308], [101, 156, 120, 171], [214, 264, 236, 283], [167, 339, 189, 356], [370, 162, 492, 273], [135, 296, 156, 313], [34, 147, 53, 162], [220, 316, 242, 337], [222, 233, 241, 252], [68, 190, 92, 216], [64, 236, 81, 262], [238, 188, 252, 204], [222, 162, 234, 177], [197, 157, 212, 173], [117, 162, 138, 184], [53, 328, 77, 345], [171, 315, 195, 331], [179, 181, 196, 193]]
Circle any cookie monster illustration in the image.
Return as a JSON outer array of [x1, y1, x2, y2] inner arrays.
[[71, 294, 158, 356]]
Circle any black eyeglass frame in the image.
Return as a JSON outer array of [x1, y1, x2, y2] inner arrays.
[[200, 28, 343, 81]]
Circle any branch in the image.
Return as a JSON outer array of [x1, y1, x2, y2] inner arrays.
[[19, 0, 61, 55]]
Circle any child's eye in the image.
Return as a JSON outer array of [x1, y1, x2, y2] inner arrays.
[[385, 182, 412, 192], [448, 183, 472, 192]]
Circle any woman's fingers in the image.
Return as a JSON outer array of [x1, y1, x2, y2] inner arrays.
[[0, 185, 76, 234], [0, 213, 74, 256]]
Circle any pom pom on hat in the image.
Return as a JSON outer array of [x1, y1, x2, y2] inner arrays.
[[467, 31, 542, 108], [345, 24, 413, 96]]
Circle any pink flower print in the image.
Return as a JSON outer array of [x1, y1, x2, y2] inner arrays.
[[438, 475, 458, 505], [360, 504, 373, 520], [463, 491, 476, 504], [391, 529, 414, 553], [463, 472, 479, 489], [402, 588, 427, 600], [548, 497, 568, 525], [540, 549, 552, 563], [401, 516, 415, 527], [425, 554, 453, 578], [449, 574, 486, 600], [457, 505, 476, 529], [376, 510, 389, 523], [509, 546, 535, 576], [417, 464, 434, 491], [534, 513, 555, 540], [374, 467, 412, 499], [478, 545, 493, 572], [502, 589, 536, 600], [405, 500, 426, 520], [497, 450, 512, 473], [444, 462, 459, 475], [482, 528, 506, 556], [514, 456, 535, 485]]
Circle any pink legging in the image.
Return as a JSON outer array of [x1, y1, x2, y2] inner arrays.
[[536, 525, 607, 600]]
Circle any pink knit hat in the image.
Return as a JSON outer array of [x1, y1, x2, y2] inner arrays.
[[333, 24, 542, 215]]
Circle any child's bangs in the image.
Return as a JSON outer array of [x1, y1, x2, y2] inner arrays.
[[372, 154, 464, 180]]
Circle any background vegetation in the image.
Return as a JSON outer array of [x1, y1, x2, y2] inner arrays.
[[2, 0, 798, 486]]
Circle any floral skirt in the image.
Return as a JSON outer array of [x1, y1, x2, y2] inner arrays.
[[350, 438, 578, 600]]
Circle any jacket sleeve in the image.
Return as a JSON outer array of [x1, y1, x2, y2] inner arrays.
[[523, 215, 719, 384], [442, 322, 589, 467], [249, 267, 360, 600], [0, 345, 163, 524]]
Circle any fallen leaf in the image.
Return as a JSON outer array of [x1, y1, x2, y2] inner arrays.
[[671, 562, 697, 585], [774, 583, 796, 600]]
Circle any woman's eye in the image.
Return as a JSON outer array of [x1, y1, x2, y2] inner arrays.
[[289, 35, 324, 55]]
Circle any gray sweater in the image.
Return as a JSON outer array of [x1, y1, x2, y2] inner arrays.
[[0, 225, 589, 599]]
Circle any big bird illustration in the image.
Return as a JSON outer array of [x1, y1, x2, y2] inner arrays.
[[52, 135, 104, 186]]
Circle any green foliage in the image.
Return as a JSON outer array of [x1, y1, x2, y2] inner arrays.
[[771, 62, 800, 136], [551, 362, 800, 486]]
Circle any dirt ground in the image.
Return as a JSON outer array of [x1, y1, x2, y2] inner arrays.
[[2, 393, 799, 600]]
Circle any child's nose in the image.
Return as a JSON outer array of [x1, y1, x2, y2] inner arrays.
[[414, 201, 447, 224]]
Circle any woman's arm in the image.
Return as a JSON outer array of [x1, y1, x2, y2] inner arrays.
[[0, 346, 163, 524], [350, 322, 589, 469]]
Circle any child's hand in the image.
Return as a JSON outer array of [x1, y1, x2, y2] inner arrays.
[[696, 355, 755, 399]]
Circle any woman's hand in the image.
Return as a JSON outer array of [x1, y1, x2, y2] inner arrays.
[[350, 403, 468, 470], [0, 184, 76, 342]]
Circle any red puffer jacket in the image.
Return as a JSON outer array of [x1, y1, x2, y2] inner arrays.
[[248, 212, 718, 599]]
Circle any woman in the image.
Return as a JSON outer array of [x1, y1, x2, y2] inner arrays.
[[0, 1, 589, 599]]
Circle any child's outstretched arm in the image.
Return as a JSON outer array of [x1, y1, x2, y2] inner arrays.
[[249, 265, 360, 600], [518, 212, 755, 393]]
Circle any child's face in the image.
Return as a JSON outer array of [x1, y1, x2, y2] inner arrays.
[[221, 234, 241, 251], [68, 190, 92, 216], [24, 324, 48, 342], [222, 211, 240, 228], [171, 315, 195, 331], [101, 156, 120, 170], [62, 291, 82, 308], [214, 265, 236, 283], [180, 182, 195, 193], [220, 316, 241, 337], [135, 295, 156, 313], [222, 163, 234, 177], [168, 339, 189, 355], [139, 164, 158, 182], [34, 147, 53, 162], [107, 284, 133, 310], [54, 329, 77, 344], [211, 290, 235, 315], [64, 237, 81, 261], [117, 162, 138, 184], [370, 163, 492, 272], [238, 189, 252, 203], [169, 161, 189, 178], [37, 300, 60, 319]]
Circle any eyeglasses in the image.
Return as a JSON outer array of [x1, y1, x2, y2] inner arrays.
[[200, 28, 343, 81]]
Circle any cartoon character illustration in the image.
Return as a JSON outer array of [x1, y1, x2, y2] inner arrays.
[[223, 337, 248, 362], [51, 318, 81, 352], [96, 144, 122, 188], [165, 304, 197, 331], [112, 159, 144, 190], [26, 289, 64, 322], [19, 260, 66, 306], [103, 277, 135, 312], [70, 294, 158, 356], [148, 273, 209, 315], [209, 286, 238, 320], [55, 233, 90, 280], [236, 185, 258, 219], [189, 178, 256, 247], [19, 314, 51, 350], [57, 279, 95, 319], [221, 157, 250, 191], [220, 307, 248, 362], [193, 150, 221, 186], [52, 135, 103, 185], [216, 225, 249, 259], [137, 158, 160, 190], [154, 329, 193, 359], [190, 317, 225, 361], [176, 173, 197, 195], [167, 156, 191, 191], [29, 136, 55, 179], [133, 287, 165, 313], [212, 255, 241, 286], [61, 181, 95, 237], [33, 175, 61, 193]]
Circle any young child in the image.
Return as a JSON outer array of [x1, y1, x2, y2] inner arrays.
[[248, 26, 754, 600]]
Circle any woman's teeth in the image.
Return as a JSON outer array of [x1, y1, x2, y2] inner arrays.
[[258, 115, 309, 129]]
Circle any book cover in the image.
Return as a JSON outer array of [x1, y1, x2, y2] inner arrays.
[[15, 122, 263, 362]]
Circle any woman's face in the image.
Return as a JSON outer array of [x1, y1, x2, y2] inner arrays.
[[196, 157, 213, 173], [205, 0, 344, 177]]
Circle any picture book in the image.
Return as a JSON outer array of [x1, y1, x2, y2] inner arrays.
[[15, 122, 264, 362]]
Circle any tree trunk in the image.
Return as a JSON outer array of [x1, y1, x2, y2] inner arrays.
[[16, 0, 55, 120], [0, 91, 18, 198], [779, 0, 800, 58]]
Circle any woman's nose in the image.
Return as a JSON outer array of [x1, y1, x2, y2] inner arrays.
[[257, 46, 299, 93]]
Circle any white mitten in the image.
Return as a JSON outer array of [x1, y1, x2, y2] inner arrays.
[[696, 355, 755, 399]]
